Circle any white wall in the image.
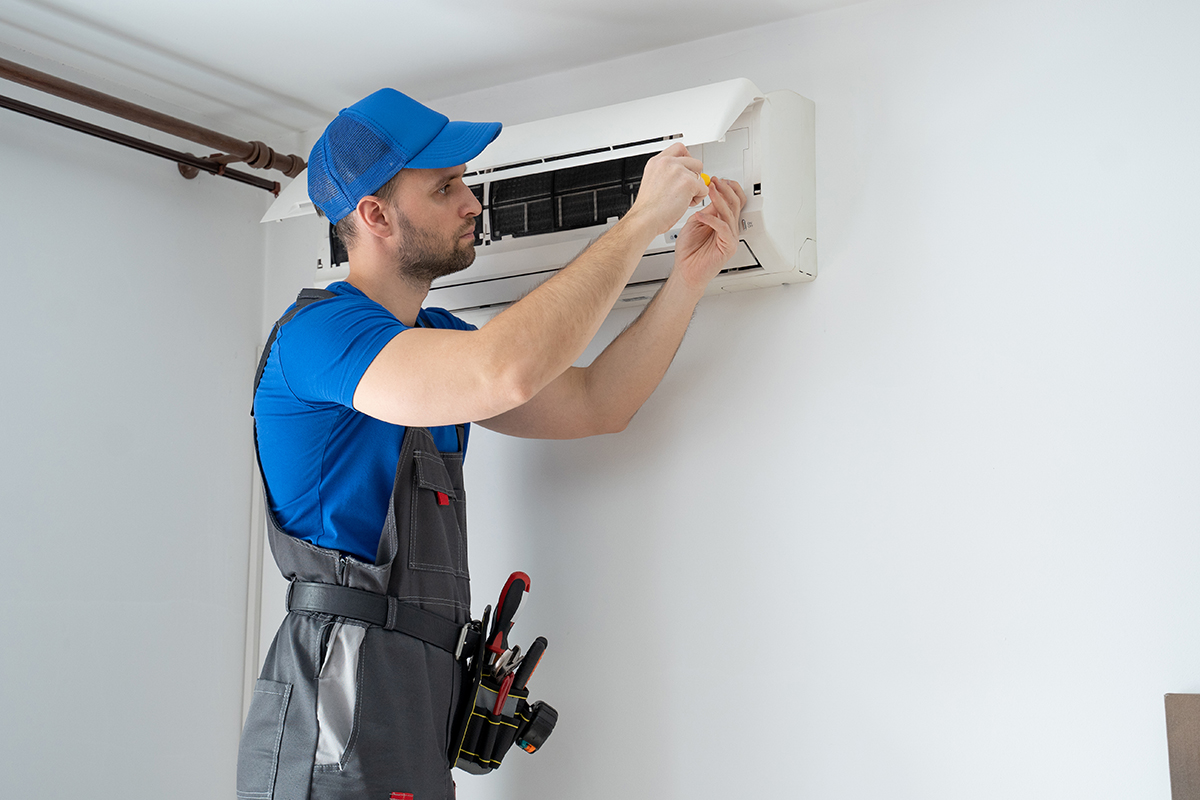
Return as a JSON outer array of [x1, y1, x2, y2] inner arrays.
[[432, 1, 1200, 797], [6, 0, 1197, 795], [0, 86, 271, 796]]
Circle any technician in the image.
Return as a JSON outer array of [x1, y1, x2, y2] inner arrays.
[[238, 88, 745, 800]]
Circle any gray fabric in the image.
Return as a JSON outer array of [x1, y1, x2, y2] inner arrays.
[[239, 417, 471, 799], [236, 680, 292, 799]]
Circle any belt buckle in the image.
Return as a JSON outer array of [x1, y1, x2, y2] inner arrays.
[[455, 619, 481, 660], [454, 622, 471, 659]]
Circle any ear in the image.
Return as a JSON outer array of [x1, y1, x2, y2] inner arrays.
[[355, 195, 397, 241]]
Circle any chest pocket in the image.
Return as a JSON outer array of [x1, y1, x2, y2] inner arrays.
[[409, 449, 468, 577]]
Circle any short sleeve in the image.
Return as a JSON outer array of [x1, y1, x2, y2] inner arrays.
[[275, 294, 407, 407], [421, 306, 477, 333]]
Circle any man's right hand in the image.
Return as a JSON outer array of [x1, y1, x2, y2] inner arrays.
[[626, 143, 709, 234]]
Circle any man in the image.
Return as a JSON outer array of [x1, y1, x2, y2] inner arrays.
[[238, 88, 745, 800]]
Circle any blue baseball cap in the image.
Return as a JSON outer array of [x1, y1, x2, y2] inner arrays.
[[308, 88, 502, 223]]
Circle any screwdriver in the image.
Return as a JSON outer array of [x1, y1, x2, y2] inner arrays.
[[512, 636, 548, 691]]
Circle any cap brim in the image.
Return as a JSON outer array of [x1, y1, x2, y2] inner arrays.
[[406, 120, 502, 169]]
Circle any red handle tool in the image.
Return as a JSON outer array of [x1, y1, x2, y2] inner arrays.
[[487, 571, 530, 659]]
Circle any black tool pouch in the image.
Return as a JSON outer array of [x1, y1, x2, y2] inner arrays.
[[448, 607, 557, 774], [451, 664, 530, 774]]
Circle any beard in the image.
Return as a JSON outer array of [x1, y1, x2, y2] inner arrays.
[[393, 215, 477, 287]]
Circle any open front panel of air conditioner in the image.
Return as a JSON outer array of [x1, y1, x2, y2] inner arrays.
[[304, 80, 815, 322]]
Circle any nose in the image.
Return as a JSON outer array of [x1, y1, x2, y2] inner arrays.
[[464, 188, 482, 218]]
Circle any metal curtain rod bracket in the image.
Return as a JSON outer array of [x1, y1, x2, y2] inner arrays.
[[0, 92, 280, 195], [0, 55, 306, 178]]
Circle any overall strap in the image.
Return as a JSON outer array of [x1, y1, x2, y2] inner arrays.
[[252, 288, 337, 414]]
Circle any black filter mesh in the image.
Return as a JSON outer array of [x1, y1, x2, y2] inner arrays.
[[623, 153, 653, 183], [491, 204, 526, 237], [556, 185, 634, 230], [556, 191, 598, 229], [329, 223, 349, 267], [525, 199, 554, 234], [487, 152, 655, 239], [491, 199, 554, 238], [491, 173, 553, 205], [596, 185, 631, 222], [470, 184, 485, 245], [553, 160, 624, 193]]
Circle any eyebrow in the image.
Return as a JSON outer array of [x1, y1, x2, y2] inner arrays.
[[429, 167, 465, 187]]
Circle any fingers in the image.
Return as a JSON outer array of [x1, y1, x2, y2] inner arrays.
[[712, 176, 746, 213], [633, 146, 714, 232], [649, 142, 702, 173], [726, 177, 748, 209], [703, 177, 744, 226], [649, 144, 705, 190], [659, 141, 692, 159]]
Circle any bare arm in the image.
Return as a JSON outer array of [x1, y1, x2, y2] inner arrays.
[[352, 144, 708, 427], [479, 176, 747, 439]]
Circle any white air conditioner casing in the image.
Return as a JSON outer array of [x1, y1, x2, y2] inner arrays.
[[264, 79, 816, 322]]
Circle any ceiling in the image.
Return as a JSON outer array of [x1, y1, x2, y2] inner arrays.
[[0, 0, 855, 142]]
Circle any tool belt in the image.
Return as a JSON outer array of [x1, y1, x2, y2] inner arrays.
[[287, 581, 481, 658], [287, 576, 558, 774]]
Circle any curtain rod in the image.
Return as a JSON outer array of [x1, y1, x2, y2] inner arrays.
[[0, 92, 281, 195], [0, 56, 305, 178]]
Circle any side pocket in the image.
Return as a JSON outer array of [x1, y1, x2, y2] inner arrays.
[[314, 622, 367, 768], [409, 450, 468, 577], [237, 679, 293, 800]]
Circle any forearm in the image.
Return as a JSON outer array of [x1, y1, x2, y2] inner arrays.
[[476, 173, 744, 439], [478, 209, 659, 402], [577, 271, 706, 431]]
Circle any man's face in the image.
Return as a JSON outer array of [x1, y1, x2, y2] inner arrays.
[[387, 166, 482, 287]]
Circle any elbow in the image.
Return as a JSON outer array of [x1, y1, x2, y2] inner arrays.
[[473, 333, 543, 415], [505, 376, 540, 412], [602, 418, 631, 436], [489, 360, 541, 414], [593, 407, 633, 436]]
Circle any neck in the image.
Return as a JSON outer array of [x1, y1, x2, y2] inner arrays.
[[344, 253, 429, 327]]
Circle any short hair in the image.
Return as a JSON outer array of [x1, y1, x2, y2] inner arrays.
[[333, 169, 405, 250]]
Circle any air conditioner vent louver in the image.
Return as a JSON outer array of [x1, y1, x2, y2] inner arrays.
[[465, 134, 679, 179]]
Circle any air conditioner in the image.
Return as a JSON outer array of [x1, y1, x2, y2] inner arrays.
[[262, 79, 816, 322]]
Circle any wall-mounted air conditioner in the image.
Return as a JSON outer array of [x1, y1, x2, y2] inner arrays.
[[262, 79, 816, 322]]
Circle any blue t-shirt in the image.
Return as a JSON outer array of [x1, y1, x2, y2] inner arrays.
[[254, 281, 475, 562]]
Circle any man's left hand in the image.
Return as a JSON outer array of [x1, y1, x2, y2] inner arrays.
[[671, 176, 748, 292]]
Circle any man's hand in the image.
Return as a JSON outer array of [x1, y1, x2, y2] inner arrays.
[[671, 176, 747, 292], [627, 143, 709, 234]]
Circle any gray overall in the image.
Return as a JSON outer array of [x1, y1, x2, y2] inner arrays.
[[238, 290, 472, 800]]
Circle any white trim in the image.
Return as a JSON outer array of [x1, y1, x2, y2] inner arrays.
[[241, 454, 267, 724]]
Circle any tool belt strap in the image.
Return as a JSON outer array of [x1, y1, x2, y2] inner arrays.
[[288, 581, 480, 659]]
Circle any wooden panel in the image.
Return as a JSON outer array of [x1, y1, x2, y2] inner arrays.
[[1166, 694, 1200, 800]]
